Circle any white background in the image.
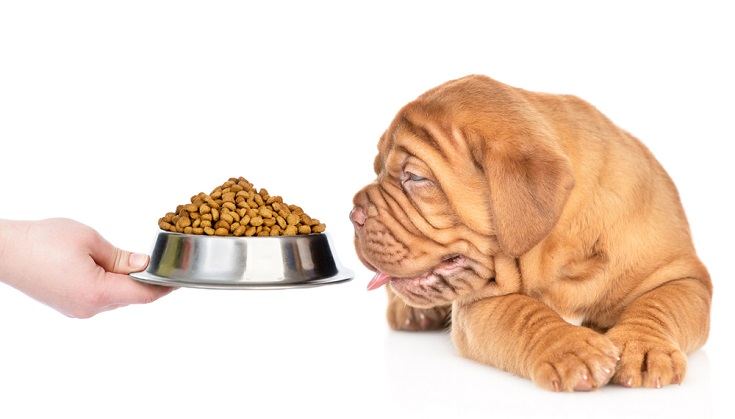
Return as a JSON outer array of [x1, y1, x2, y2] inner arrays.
[[1, 1, 733, 418]]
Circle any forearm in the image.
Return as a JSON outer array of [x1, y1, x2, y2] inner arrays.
[[0, 219, 12, 280], [452, 294, 569, 377], [611, 277, 711, 353]]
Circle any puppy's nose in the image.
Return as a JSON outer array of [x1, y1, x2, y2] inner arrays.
[[350, 206, 366, 227]]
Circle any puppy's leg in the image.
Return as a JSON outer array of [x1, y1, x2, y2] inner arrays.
[[452, 294, 619, 391], [386, 286, 451, 331], [606, 277, 711, 388]]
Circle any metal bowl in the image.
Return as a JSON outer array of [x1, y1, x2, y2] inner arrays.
[[130, 231, 353, 289]]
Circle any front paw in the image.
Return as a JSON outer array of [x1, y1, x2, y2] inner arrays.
[[530, 326, 620, 392], [607, 328, 686, 388], [387, 293, 450, 331]]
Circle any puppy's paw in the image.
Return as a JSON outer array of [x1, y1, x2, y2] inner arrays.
[[531, 327, 620, 392], [607, 329, 687, 388], [386, 296, 450, 331]]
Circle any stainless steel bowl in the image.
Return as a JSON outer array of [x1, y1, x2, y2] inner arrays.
[[130, 231, 353, 289]]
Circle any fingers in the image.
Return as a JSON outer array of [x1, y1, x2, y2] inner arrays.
[[101, 273, 174, 306], [88, 234, 149, 274]]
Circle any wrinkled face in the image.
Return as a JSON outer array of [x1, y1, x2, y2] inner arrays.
[[351, 110, 500, 308], [351, 76, 575, 308]]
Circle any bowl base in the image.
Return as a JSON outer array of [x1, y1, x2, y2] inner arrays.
[[130, 270, 353, 290]]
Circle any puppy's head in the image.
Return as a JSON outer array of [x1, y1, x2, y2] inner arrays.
[[351, 75, 574, 308]]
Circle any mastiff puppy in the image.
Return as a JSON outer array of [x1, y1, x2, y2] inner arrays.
[[351, 75, 711, 391]]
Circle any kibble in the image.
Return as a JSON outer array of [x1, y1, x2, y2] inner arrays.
[[158, 177, 326, 236]]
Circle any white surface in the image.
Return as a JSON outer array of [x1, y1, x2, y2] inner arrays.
[[0, 1, 732, 418]]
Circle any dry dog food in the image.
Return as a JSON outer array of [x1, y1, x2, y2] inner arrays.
[[158, 177, 326, 237]]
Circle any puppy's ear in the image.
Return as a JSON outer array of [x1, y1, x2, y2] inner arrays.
[[374, 133, 387, 175], [373, 153, 382, 175], [481, 133, 574, 256]]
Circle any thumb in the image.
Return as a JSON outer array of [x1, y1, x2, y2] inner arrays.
[[90, 235, 149, 274]]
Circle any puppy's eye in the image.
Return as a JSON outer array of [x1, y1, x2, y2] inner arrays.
[[402, 171, 431, 186], [406, 172, 427, 182]]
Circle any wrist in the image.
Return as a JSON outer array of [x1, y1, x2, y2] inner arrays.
[[0, 219, 32, 282]]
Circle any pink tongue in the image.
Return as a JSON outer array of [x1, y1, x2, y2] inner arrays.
[[367, 272, 392, 291]]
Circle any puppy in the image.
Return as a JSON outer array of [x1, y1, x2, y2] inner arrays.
[[351, 75, 711, 391]]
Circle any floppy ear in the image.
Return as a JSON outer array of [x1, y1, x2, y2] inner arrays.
[[482, 134, 575, 256]]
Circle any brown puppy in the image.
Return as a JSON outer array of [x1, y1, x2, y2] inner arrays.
[[351, 75, 711, 391]]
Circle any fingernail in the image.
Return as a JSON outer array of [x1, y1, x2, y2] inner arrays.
[[129, 253, 149, 270]]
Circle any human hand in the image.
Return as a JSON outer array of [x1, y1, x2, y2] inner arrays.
[[0, 218, 173, 318]]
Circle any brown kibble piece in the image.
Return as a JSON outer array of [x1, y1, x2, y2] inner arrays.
[[283, 225, 298, 236], [286, 213, 300, 226], [176, 216, 191, 229], [276, 216, 287, 229], [215, 227, 229, 236], [250, 216, 264, 227], [298, 225, 311, 234]]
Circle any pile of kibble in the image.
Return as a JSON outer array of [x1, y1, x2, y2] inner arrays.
[[158, 177, 326, 237]]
